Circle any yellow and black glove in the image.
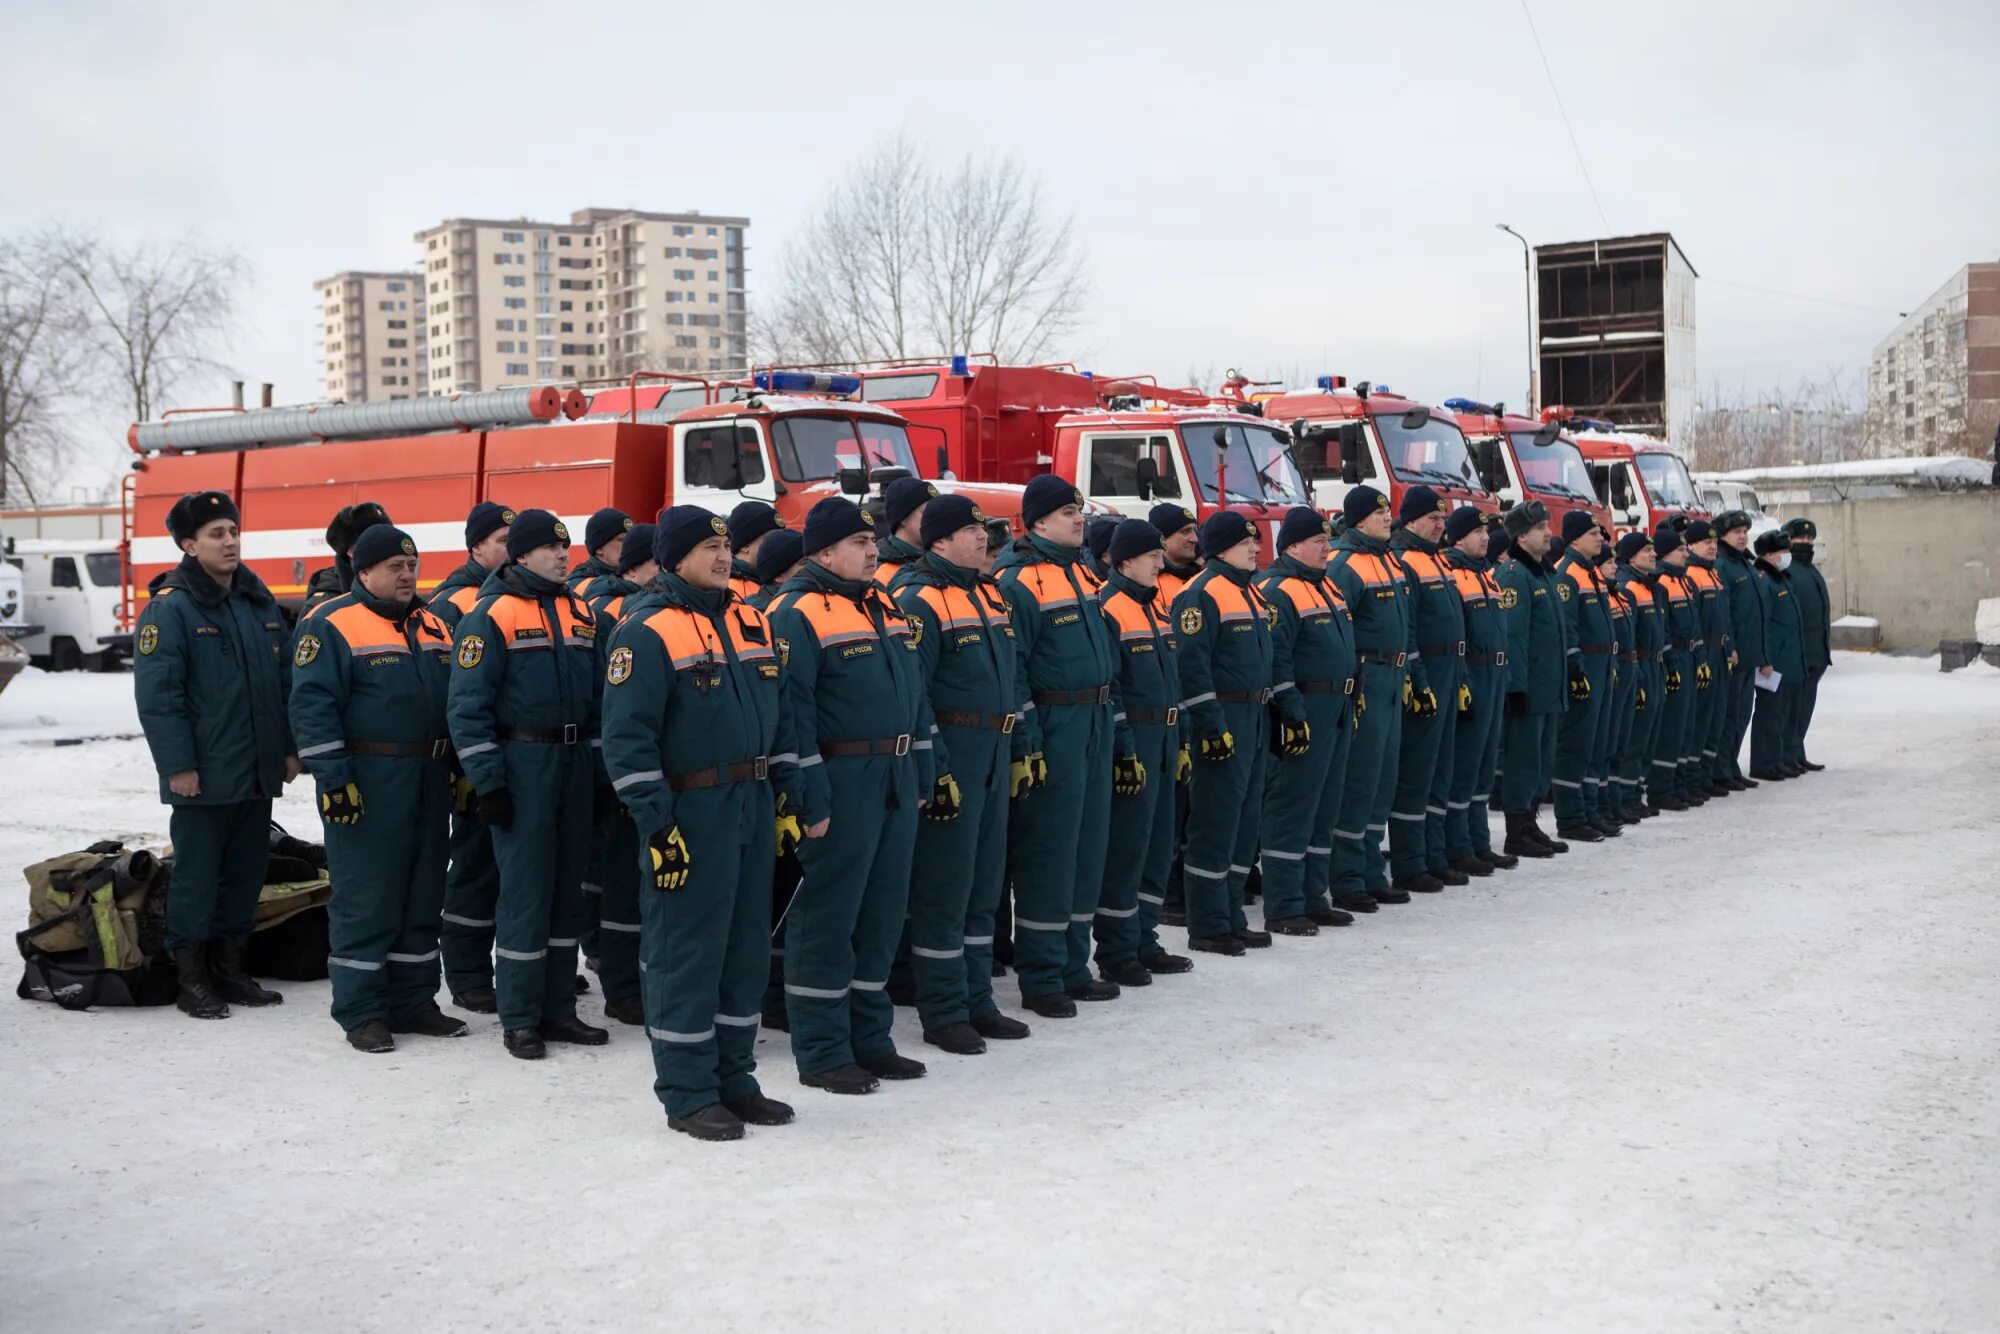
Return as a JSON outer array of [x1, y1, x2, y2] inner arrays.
[[1666, 668, 1683, 694], [1112, 753, 1147, 796], [1198, 731, 1235, 763], [1568, 666, 1592, 702], [649, 826, 691, 892], [925, 773, 963, 821], [775, 806, 803, 857], [1636, 685, 1648, 712], [1401, 676, 1415, 712], [1353, 691, 1366, 729], [1695, 662, 1713, 690], [1010, 753, 1043, 800], [1277, 718, 1311, 757], [1414, 686, 1439, 718], [1175, 743, 1192, 785], [1727, 650, 1740, 672], [319, 782, 363, 826], [449, 770, 477, 814], [1457, 682, 1473, 715]]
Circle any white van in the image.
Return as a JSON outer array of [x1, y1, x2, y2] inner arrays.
[[4, 538, 132, 671], [1691, 476, 1783, 542]]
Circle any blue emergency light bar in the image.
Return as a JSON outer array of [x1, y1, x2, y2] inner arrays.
[[950, 355, 969, 376], [1443, 397, 1498, 414], [1315, 375, 1348, 391], [753, 371, 861, 396]]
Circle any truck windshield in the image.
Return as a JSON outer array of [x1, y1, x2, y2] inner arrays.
[[770, 414, 920, 482], [1506, 432, 1597, 500], [85, 552, 123, 587], [1178, 422, 1308, 506], [1373, 413, 1483, 492], [1635, 452, 1699, 507]]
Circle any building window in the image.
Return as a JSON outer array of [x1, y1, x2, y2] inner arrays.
[[706, 226, 718, 236], [503, 275, 525, 288], [387, 338, 408, 348], [504, 297, 526, 309], [664, 246, 682, 258], [673, 268, 694, 281], [506, 362, 529, 376], [502, 231, 524, 243]]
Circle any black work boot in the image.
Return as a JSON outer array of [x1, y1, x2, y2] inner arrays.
[[1431, 862, 1470, 887], [861, 1051, 927, 1080], [574, 974, 591, 995], [389, 1004, 468, 1038], [1188, 934, 1246, 957], [602, 994, 645, 1026], [1477, 848, 1519, 870], [1160, 904, 1187, 928], [923, 1022, 988, 1055], [1098, 957, 1153, 987], [209, 935, 282, 1006], [1556, 822, 1605, 844], [1023, 992, 1078, 1017], [971, 1010, 1032, 1040], [541, 1016, 610, 1046], [1589, 817, 1623, 836], [1305, 905, 1354, 926], [452, 985, 498, 1014], [1799, 760, 1825, 772], [1332, 891, 1380, 913], [1369, 886, 1412, 905], [1502, 813, 1553, 859], [1066, 979, 1120, 1001], [1265, 915, 1319, 936], [346, 1019, 394, 1053], [1140, 949, 1195, 973], [800, 1064, 879, 1095], [723, 1090, 796, 1126], [669, 1104, 745, 1142], [1656, 792, 1691, 810], [1392, 872, 1445, 894], [1234, 928, 1274, 949], [1450, 855, 1494, 879], [172, 944, 229, 1020], [504, 1028, 546, 1060]]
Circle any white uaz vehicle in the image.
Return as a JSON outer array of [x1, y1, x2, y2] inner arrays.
[[5, 538, 132, 671]]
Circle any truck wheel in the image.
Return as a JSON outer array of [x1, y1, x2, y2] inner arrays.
[[50, 638, 83, 673], [84, 651, 117, 673]]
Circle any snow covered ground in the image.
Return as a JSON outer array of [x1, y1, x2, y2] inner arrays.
[[2, 655, 1996, 1332]]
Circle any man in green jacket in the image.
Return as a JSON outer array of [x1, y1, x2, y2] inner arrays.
[[1387, 486, 1462, 894], [1611, 533, 1665, 821], [1749, 529, 1808, 779], [301, 501, 392, 617], [1711, 511, 1763, 790], [565, 507, 633, 604], [1783, 518, 1832, 771], [725, 501, 785, 602], [1595, 540, 1639, 826], [1495, 501, 1569, 858], [1649, 529, 1703, 811], [134, 490, 300, 1020], [873, 476, 936, 590], [1551, 511, 1615, 842], [1441, 510, 1516, 877], [290, 524, 463, 1052], [1683, 520, 1736, 799]]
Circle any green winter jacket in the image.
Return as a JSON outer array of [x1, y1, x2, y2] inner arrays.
[[993, 534, 1116, 754], [1257, 554, 1357, 726], [1326, 529, 1414, 662], [1172, 561, 1274, 742], [288, 587, 454, 792], [1789, 548, 1832, 668], [1497, 548, 1566, 713], [1753, 560, 1806, 680], [1391, 530, 1464, 695], [1716, 543, 1766, 669], [895, 552, 1026, 773]]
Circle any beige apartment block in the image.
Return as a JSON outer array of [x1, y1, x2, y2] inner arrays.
[[315, 271, 423, 402], [574, 207, 749, 381], [1864, 262, 2000, 458], [414, 218, 606, 394]]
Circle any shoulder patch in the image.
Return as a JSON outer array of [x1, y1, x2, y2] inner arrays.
[[1558, 583, 1572, 602], [1179, 605, 1203, 636], [606, 645, 634, 685], [137, 623, 159, 655], [456, 635, 485, 669], [1499, 588, 1518, 611], [775, 636, 790, 668], [1264, 606, 1279, 630], [294, 634, 321, 667], [907, 615, 923, 648]]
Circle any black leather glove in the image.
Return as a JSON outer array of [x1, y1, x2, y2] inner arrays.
[[1504, 691, 1529, 718], [476, 789, 514, 829]]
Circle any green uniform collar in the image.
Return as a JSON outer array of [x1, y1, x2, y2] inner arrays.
[[657, 572, 725, 616], [1024, 533, 1084, 566], [917, 552, 981, 590], [877, 534, 923, 566], [1269, 553, 1325, 583], [1103, 570, 1161, 604], [1202, 558, 1255, 589], [793, 559, 869, 602], [1339, 528, 1391, 555], [350, 582, 418, 624]]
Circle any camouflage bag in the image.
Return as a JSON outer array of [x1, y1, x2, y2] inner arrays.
[[16, 842, 177, 1009]]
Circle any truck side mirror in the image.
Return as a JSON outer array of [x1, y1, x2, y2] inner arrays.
[[1400, 407, 1430, 430], [1135, 456, 1158, 501], [1533, 422, 1562, 447], [837, 466, 868, 496], [1338, 423, 1365, 485], [1211, 426, 1230, 452]]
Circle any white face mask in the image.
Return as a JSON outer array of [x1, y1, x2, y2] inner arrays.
[[1772, 552, 1792, 572]]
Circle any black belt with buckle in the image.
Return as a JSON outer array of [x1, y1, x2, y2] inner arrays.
[[1417, 641, 1466, 658], [345, 738, 451, 759], [1618, 651, 1641, 663], [1296, 679, 1355, 696], [668, 756, 771, 791], [1355, 650, 1407, 666], [820, 734, 913, 758], [499, 724, 581, 745], [1672, 637, 1704, 651], [1215, 687, 1273, 704], [934, 708, 1017, 733], [1032, 685, 1111, 707], [1578, 642, 1616, 655], [1466, 650, 1508, 667], [1126, 707, 1180, 725]]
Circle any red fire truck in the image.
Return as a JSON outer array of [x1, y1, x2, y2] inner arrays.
[[851, 359, 1311, 559], [123, 372, 1025, 617], [1255, 378, 1501, 521], [1538, 408, 1709, 538], [1442, 398, 1612, 532]]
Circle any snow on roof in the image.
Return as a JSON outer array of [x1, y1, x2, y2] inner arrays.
[[1716, 456, 1990, 486]]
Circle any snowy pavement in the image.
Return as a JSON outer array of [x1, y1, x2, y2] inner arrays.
[[2, 655, 1997, 1332]]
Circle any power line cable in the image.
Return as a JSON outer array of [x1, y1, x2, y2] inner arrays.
[[1518, 0, 1611, 231]]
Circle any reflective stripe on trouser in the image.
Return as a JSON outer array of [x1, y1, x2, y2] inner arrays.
[[488, 743, 590, 1032], [440, 804, 501, 995], [1750, 675, 1800, 773], [1713, 657, 1747, 780], [786, 756, 919, 1076], [1586, 659, 1624, 818], [579, 813, 606, 964], [165, 798, 274, 951], [762, 852, 802, 1021], [1600, 660, 1639, 812], [907, 724, 1009, 1030], [1501, 712, 1559, 814], [594, 810, 642, 1004], [639, 780, 773, 1118], [1650, 652, 1692, 798], [1681, 653, 1721, 789], [1616, 660, 1663, 797], [1182, 701, 1266, 940], [1008, 701, 1113, 998], [1444, 665, 1504, 860], [323, 757, 449, 1031], [1788, 664, 1824, 764], [1389, 657, 1460, 879], [1331, 660, 1405, 894], [1258, 691, 1349, 921], [1553, 654, 1610, 825], [1095, 719, 1180, 965], [1423, 686, 1459, 871], [1719, 658, 1754, 780]]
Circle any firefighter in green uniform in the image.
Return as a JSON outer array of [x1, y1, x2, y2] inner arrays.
[[895, 495, 1035, 1052], [747, 525, 806, 1030], [1610, 533, 1665, 820], [1683, 520, 1736, 798], [1551, 512, 1615, 842], [992, 476, 1119, 1014], [431, 500, 515, 1012], [1150, 502, 1201, 929], [872, 477, 936, 590], [1496, 501, 1570, 857], [1386, 486, 1461, 893], [1783, 518, 1832, 771], [1326, 486, 1414, 909], [1257, 507, 1359, 930], [749, 530, 804, 612], [576, 523, 659, 1026], [1649, 529, 1702, 811], [1092, 519, 1196, 980], [134, 491, 300, 1020], [1749, 529, 1807, 779], [1711, 511, 1763, 789], [1441, 509, 1514, 877], [1174, 510, 1278, 953], [726, 501, 785, 602], [1083, 516, 1119, 582], [566, 507, 632, 603], [289, 524, 464, 1052], [301, 502, 392, 616], [768, 497, 933, 1091], [1591, 538, 1635, 826], [446, 510, 610, 1058], [600, 508, 805, 1141]]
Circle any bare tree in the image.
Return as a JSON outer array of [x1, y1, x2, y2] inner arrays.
[[56, 234, 245, 425], [769, 134, 1087, 366], [1689, 369, 1865, 471], [0, 232, 84, 506]]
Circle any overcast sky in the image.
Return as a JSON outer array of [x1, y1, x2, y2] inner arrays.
[[4, 0, 1996, 493]]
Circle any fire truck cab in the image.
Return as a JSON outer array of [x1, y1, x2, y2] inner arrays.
[[1443, 398, 1612, 532], [1544, 408, 1709, 537], [1258, 378, 1500, 521]]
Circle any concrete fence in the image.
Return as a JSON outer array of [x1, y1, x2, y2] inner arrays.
[[1765, 492, 2000, 651]]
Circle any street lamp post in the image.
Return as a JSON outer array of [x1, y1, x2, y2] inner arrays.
[[1496, 224, 1537, 414]]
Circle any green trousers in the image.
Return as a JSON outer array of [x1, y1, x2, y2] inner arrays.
[[1008, 701, 1113, 997], [1331, 660, 1405, 895], [440, 806, 500, 997], [487, 741, 590, 1032], [1501, 711, 1558, 814], [1096, 718, 1182, 963], [907, 724, 1011, 1030], [165, 798, 272, 950], [323, 757, 449, 1031], [1182, 701, 1267, 939], [1259, 689, 1351, 921], [1553, 656, 1610, 825]]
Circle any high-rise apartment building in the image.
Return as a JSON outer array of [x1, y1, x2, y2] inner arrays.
[[414, 218, 605, 395], [314, 271, 424, 402], [1865, 262, 2000, 458], [574, 207, 749, 380]]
